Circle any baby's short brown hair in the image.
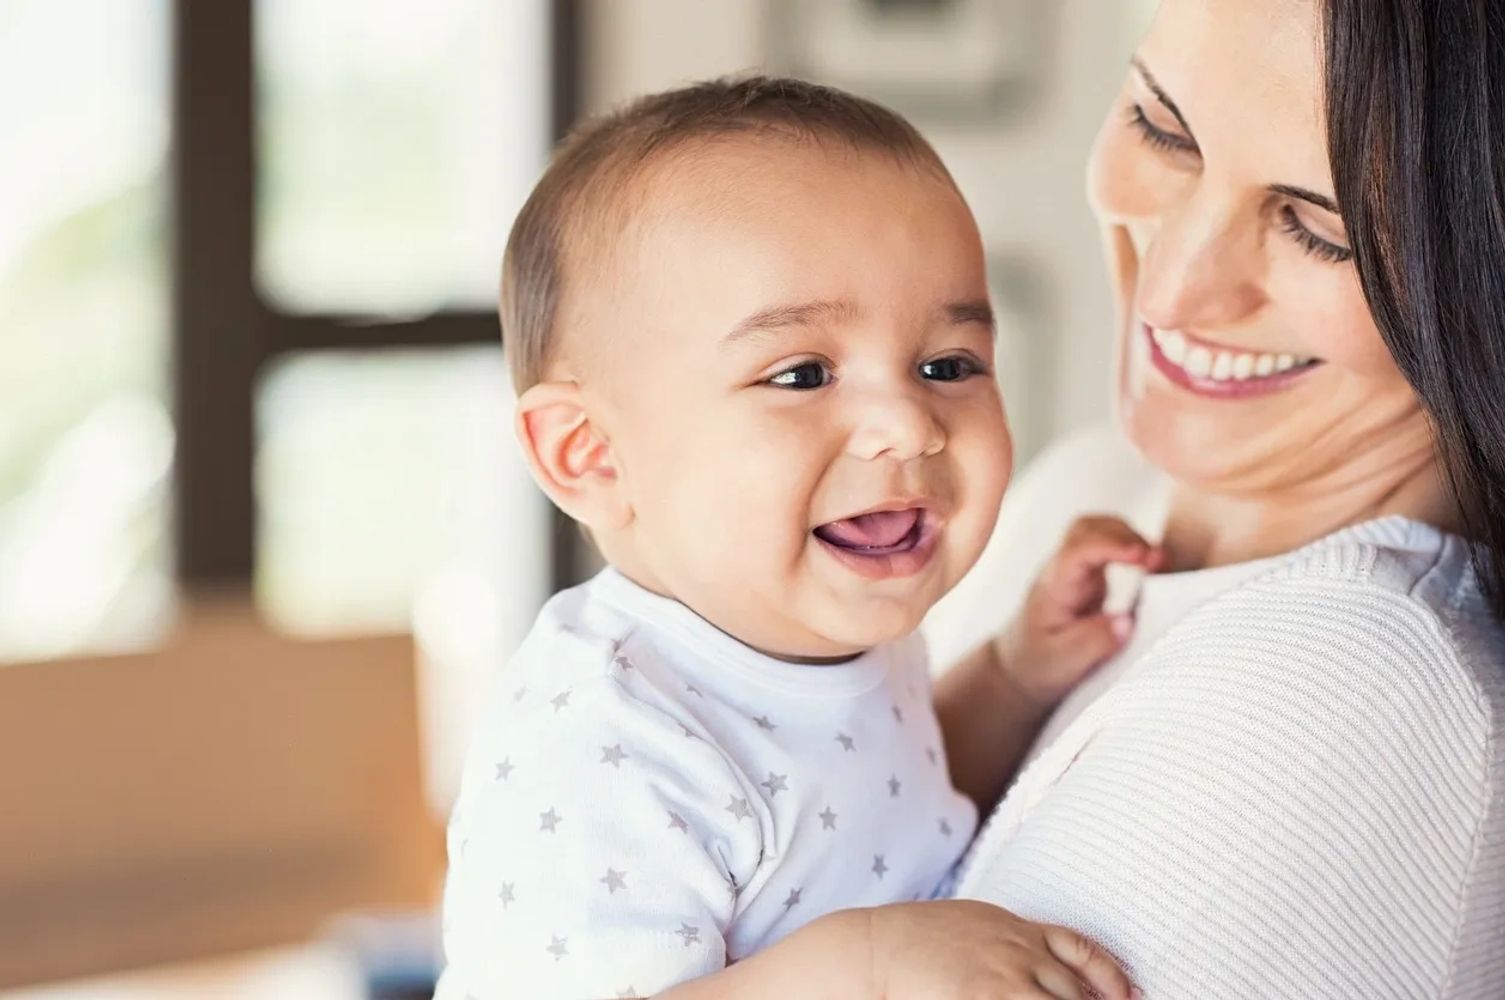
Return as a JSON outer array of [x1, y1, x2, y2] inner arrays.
[[500, 75, 952, 391]]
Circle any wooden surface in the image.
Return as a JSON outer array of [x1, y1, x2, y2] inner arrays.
[[0, 597, 442, 988], [0, 944, 364, 1000]]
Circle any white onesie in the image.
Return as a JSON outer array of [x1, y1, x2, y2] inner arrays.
[[435, 569, 977, 999]]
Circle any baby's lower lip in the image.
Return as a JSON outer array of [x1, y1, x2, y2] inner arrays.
[[812, 509, 939, 581], [1144, 323, 1323, 399]]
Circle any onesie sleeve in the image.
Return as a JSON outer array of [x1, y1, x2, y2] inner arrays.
[[436, 654, 764, 1000]]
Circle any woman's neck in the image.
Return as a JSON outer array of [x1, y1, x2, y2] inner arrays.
[[1161, 450, 1461, 572]]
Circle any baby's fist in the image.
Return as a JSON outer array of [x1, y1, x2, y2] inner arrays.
[[995, 515, 1163, 709]]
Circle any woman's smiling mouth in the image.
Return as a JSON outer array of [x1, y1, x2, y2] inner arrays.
[[1144, 322, 1323, 399]]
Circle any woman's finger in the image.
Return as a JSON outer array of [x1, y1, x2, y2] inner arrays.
[[1042, 924, 1134, 1000]]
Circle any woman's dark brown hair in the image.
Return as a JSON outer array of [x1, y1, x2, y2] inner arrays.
[[1323, 0, 1505, 618]]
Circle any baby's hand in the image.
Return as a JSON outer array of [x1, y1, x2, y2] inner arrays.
[[870, 899, 1138, 1000], [995, 516, 1163, 710]]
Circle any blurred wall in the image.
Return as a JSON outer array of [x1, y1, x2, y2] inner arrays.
[[578, 0, 1157, 458]]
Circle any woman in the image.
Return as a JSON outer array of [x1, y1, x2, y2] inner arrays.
[[664, 0, 1505, 996]]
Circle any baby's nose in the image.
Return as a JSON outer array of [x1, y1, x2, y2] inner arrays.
[[845, 391, 945, 462]]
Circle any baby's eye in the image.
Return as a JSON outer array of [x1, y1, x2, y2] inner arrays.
[[766, 361, 832, 390], [919, 356, 984, 382]]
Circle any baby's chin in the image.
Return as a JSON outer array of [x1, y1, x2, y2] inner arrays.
[[795, 593, 931, 656]]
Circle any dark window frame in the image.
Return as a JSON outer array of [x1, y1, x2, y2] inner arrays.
[[170, 0, 581, 595]]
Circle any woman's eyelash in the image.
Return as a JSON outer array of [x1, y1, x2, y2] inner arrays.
[[1279, 206, 1354, 264], [1127, 104, 1198, 154]]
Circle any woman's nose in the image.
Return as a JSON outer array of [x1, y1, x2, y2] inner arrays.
[[1134, 186, 1268, 332], [845, 386, 946, 463]]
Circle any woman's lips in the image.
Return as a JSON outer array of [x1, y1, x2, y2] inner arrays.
[[813, 507, 938, 580], [1144, 323, 1323, 399]]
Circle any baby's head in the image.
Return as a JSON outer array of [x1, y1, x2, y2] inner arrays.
[[507, 76, 1011, 662]]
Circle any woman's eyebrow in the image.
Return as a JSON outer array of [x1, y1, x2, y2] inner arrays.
[[1131, 57, 1193, 137], [1270, 183, 1341, 215]]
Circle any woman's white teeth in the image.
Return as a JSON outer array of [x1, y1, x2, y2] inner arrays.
[[1150, 327, 1312, 383], [1185, 345, 1212, 378]]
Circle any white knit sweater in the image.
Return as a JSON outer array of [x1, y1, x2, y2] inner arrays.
[[953, 514, 1505, 998]]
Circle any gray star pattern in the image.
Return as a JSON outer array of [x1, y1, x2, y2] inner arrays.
[[547, 935, 568, 961], [725, 796, 753, 822], [685, 682, 703, 698], [888, 775, 902, 797], [760, 772, 788, 798], [782, 887, 802, 912], [512, 686, 528, 703], [668, 811, 690, 832], [550, 689, 571, 712], [499, 882, 515, 908], [892, 705, 904, 723], [926, 746, 938, 765], [613, 655, 634, 672], [872, 854, 889, 879], [676, 922, 701, 947], [818, 806, 838, 830], [835, 732, 856, 752], [600, 744, 629, 768], [601, 868, 627, 893], [539, 807, 562, 833], [939, 818, 953, 837], [753, 714, 776, 731], [494, 758, 514, 781]]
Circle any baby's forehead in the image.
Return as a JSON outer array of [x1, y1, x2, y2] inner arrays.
[[571, 134, 954, 276]]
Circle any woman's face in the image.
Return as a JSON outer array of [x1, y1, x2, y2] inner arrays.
[[1091, 0, 1434, 498]]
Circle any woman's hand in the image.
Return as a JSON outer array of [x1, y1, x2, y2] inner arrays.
[[996, 516, 1164, 711], [870, 900, 1137, 1000]]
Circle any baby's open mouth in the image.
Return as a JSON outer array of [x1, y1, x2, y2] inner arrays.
[[813, 508, 926, 556]]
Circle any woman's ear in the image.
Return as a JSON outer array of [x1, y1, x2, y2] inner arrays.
[[514, 381, 631, 530]]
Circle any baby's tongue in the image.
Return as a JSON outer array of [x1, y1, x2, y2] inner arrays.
[[816, 508, 919, 549]]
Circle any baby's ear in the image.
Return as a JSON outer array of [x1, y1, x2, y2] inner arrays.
[[514, 381, 631, 530]]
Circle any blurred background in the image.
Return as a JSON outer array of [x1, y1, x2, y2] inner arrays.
[[0, 1, 1153, 996]]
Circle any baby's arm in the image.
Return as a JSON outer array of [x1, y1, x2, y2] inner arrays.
[[936, 516, 1161, 813], [438, 675, 761, 1000]]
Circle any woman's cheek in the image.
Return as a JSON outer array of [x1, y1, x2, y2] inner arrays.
[[1275, 265, 1398, 377], [1087, 111, 1166, 223]]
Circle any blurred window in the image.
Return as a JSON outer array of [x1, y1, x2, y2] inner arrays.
[[255, 0, 545, 315], [251, 0, 551, 652], [0, 0, 174, 661]]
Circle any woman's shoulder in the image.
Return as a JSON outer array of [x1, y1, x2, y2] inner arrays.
[[1143, 516, 1504, 764]]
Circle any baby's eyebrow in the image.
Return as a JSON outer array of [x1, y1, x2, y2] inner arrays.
[[722, 299, 860, 345], [947, 299, 995, 332]]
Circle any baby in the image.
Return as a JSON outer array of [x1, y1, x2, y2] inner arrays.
[[437, 76, 1149, 1000]]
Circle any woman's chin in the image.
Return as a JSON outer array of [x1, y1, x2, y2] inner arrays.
[[1117, 387, 1259, 490]]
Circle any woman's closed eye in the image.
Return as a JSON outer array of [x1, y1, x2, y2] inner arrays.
[[1128, 103, 1199, 156], [1279, 205, 1353, 264], [1125, 98, 1355, 266]]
